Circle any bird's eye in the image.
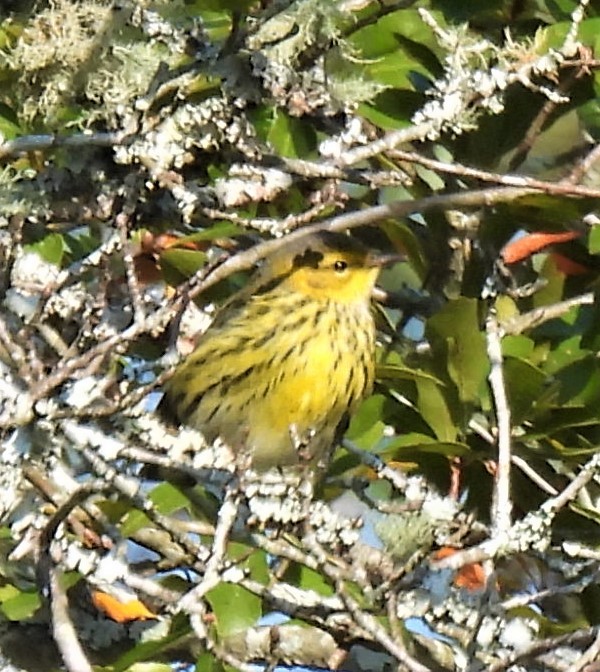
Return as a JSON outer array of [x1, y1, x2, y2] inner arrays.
[[333, 260, 348, 272]]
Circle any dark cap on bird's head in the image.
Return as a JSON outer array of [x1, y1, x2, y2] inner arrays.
[[289, 230, 404, 270]]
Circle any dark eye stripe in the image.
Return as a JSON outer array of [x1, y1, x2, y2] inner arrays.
[[293, 248, 323, 269]]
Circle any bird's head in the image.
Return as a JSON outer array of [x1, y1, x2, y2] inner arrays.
[[264, 231, 401, 303]]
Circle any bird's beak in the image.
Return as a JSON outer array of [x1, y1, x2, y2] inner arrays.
[[366, 251, 405, 268]]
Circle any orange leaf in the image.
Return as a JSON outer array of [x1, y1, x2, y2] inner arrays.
[[453, 561, 486, 591], [433, 547, 486, 592], [550, 252, 590, 276], [153, 233, 206, 253], [91, 590, 157, 623], [501, 231, 581, 264]]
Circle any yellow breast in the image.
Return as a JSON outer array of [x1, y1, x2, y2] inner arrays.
[[166, 291, 375, 469]]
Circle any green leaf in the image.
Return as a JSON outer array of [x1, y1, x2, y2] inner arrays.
[[285, 564, 334, 597], [0, 586, 19, 601], [543, 335, 588, 374], [352, 9, 439, 65], [503, 357, 548, 425], [0, 589, 41, 621], [149, 482, 192, 515], [112, 613, 191, 672], [0, 103, 20, 139], [522, 407, 599, 439], [225, 542, 270, 585], [376, 364, 444, 385], [580, 299, 600, 352], [189, 0, 254, 12], [357, 91, 415, 130], [160, 248, 207, 285], [579, 95, 600, 143], [120, 510, 152, 537], [415, 377, 457, 443], [589, 225, 600, 255], [122, 663, 174, 672], [380, 218, 429, 281], [174, 222, 243, 244], [553, 358, 600, 408], [346, 394, 386, 448], [545, 17, 600, 49], [495, 295, 520, 323], [26, 233, 67, 266], [266, 109, 317, 158], [502, 335, 535, 359], [95, 498, 132, 523], [383, 437, 472, 458], [60, 572, 82, 591], [64, 228, 101, 261], [205, 583, 261, 638], [426, 298, 488, 404], [195, 652, 221, 672], [364, 51, 419, 89], [243, 547, 270, 586], [533, 255, 567, 309]]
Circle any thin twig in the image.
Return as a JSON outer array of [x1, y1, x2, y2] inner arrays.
[[510, 455, 558, 496], [501, 568, 600, 611], [201, 200, 335, 235], [0, 314, 32, 384], [486, 315, 512, 535], [117, 211, 146, 326], [334, 578, 432, 672], [501, 293, 594, 335], [49, 566, 93, 672], [23, 465, 107, 548], [564, 142, 600, 185], [176, 485, 242, 665], [508, 63, 589, 171], [545, 451, 600, 513], [37, 483, 108, 672], [0, 130, 131, 161], [384, 150, 600, 199], [178, 484, 241, 614]]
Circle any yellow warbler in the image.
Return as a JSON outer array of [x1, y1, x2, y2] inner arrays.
[[163, 231, 398, 470]]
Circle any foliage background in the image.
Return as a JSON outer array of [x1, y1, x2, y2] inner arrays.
[[1, 0, 600, 671]]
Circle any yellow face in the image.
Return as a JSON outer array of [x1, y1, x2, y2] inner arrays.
[[264, 232, 384, 304], [285, 249, 380, 303]]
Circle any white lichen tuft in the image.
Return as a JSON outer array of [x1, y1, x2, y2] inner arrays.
[[214, 165, 293, 208], [499, 616, 539, 652], [114, 97, 260, 200], [11, 249, 67, 292], [319, 117, 370, 159], [413, 9, 572, 140]]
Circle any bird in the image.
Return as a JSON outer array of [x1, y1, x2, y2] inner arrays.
[[162, 230, 399, 471]]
